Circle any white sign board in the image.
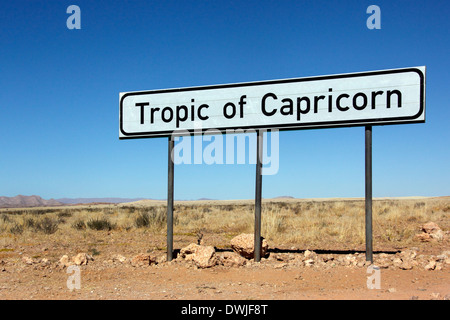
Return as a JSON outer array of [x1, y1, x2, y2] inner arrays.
[[120, 67, 425, 139]]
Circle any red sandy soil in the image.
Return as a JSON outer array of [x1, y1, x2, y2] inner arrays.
[[1, 250, 448, 301]]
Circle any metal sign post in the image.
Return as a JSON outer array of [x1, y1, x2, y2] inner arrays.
[[254, 130, 263, 262], [167, 136, 174, 261], [365, 126, 373, 263]]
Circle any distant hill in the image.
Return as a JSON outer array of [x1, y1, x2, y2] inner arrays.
[[272, 196, 295, 199], [0, 195, 149, 208], [0, 195, 63, 208], [56, 197, 146, 204]]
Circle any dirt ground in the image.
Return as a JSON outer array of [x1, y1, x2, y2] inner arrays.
[[2, 261, 448, 301], [0, 231, 449, 302]]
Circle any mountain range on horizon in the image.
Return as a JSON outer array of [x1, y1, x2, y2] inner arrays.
[[0, 195, 62, 208], [0, 195, 147, 208], [0, 195, 298, 208]]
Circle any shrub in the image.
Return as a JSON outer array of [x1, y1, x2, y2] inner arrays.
[[149, 207, 167, 228], [103, 208, 115, 215], [135, 212, 150, 228], [58, 210, 73, 218], [9, 223, 23, 235], [134, 208, 167, 229], [24, 217, 36, 229], [35, 217, 59, 234], [72, 219, 86, 230], [87, 217, 115, 231]]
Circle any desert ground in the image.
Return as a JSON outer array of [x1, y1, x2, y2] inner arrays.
[[0, 197, 449, 302]]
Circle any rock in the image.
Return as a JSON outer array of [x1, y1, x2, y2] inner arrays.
[[192, 246, 217, 268], [438, 251, 450, 265], [179, 243, 198, 256], [22, 256, 33, 265], [393, 258, 403, 268], [40, 258, 51, 267], [400, 249, 417, 260], [431, 292, 441, 300], [72, 253, 94, 266], [439, 250, 450, 258], [357, 261, 367, 268], [230, 234, 268, 259], [396, 250, 418, 270], [338, 254, 358, 267], [156, 255, 167, 264], [304, 259, 314, 267], [392, 254, 415, 270], [111, 254, 127, 263], [268, 253, 282, 261], [374, 253, 393, 269], [401, 260, 414, 270], [430, 229, 444, 241], [388, 288, 397, 293], [425, 260, 436, 270], [401, 259, 415, 270], [415, 233, 432, 242], [422, 222, 440, 234], [131, 253, 157, 267], [58, 255, 72, 268], [269, 253, 294, 262], [274, 263, 288, 269], [418, 222, 444, 241], [304, 250, 317, 260], [218, 252, 247, 267], [180, 244, 217, 268]]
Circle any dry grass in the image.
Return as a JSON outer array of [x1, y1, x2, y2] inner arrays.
[[0, 197, 448, 250]]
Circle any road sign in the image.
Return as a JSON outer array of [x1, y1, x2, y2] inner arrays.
[[119, 66, 426, 263], [120, 66, 425, 139]]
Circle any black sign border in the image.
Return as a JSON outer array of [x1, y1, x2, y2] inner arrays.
[[119, 67, 425, 139]]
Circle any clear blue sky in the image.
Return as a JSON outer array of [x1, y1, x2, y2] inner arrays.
[[1, 0, 449, 200]]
